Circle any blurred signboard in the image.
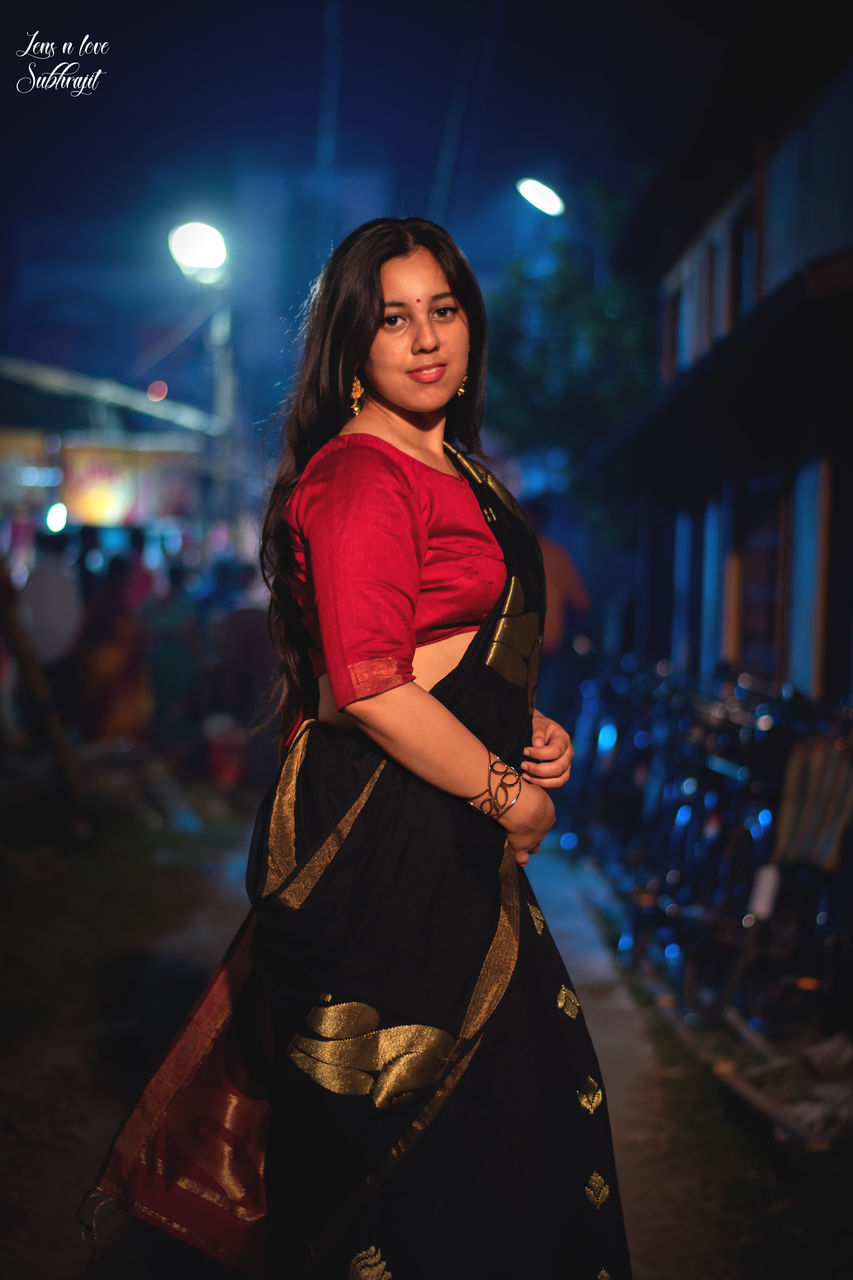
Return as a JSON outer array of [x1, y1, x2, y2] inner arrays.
[[62, 441, 201, 526]]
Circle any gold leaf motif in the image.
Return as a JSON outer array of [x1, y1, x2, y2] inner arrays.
[[585, 1171, 610, 1210], [528, 902, 545, 935], [577, 1075, 603, 1114], [350, 1244, 392, 1279], [557, 984, 580, 1020], [597, 1270, 612, 1280]]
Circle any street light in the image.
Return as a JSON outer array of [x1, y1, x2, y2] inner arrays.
[[516, 179, 565, 217], [168, 221, 236, 519], [168, 222, 227, 284]]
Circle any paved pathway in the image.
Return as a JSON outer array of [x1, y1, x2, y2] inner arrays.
[[528, 847, 734, 1280]]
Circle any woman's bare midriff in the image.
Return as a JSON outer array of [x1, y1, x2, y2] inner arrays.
[[317, 630, 476, 725]]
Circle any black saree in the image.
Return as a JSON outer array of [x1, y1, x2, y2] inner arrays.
[[247, 448, 632, 1279], [92, 447, 631, 1280]]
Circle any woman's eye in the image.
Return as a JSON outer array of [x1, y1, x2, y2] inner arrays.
[[382, 314, 404, 328], [434, 306, 458, 320]]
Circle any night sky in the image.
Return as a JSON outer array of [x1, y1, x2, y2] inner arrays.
[[6, 0, 757, 242]]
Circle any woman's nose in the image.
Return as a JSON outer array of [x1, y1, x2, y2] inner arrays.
[[411, 316, 439, 352]]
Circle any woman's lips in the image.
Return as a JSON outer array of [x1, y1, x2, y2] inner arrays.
[[407, 364, 446, 383]]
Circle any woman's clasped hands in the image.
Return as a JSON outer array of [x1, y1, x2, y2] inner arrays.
[[500, 709, 573, 867]]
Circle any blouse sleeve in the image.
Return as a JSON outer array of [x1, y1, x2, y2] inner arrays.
[[292, 445, 426, 709]]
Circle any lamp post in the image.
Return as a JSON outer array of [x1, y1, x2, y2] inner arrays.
[[168, 222, 236, 522]]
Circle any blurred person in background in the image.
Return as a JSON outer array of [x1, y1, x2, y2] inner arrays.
[[217, 562, 279, 789], [77, 525, 104, 603], [525, 498, 591, 735], [76, 554, 151, 743], [141, 563, 203, 776], [124, 526, 156, 610], [0, 592, 22, 747], [17, 530, 83, 734], [197, 557, 242, 692]]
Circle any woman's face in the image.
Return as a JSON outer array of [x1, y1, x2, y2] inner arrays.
[[362, 247, 469, 418]]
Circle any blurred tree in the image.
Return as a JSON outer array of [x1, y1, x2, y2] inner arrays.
[[485, 183, 656, 464]]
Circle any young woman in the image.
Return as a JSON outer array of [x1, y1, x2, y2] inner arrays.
[[94, 218, 631, 1280]]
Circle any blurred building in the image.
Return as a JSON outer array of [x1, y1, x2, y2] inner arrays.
[[589, 36, 853, 703]]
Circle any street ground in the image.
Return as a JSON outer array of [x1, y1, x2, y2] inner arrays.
[[1, 790, 851, 1279]]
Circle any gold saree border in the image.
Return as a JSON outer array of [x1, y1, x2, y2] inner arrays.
[[459, 838, 521, 1039], [264, 717, 313, 894], [264, 718, 387, 909], [446, 445, 542, 713], [280, 760, 385, 906]]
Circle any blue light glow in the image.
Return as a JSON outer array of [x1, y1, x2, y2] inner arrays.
[[704, 791, 719, 810], [675, 805, 691, 826], [664, 944, 681, 961], [560, 832, 579, 851], [597, 723, 618, 752], [516, 178, 565, 215], [617, 933, 634, 953], [633, 730, 650, 750], [758, 810, 772, 828]]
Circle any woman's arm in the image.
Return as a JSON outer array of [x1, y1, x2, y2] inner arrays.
[[343, 682, 554, 864]]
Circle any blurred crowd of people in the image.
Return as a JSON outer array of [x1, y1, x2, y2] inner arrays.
[[2, 526, 278, 788], [1, 511, 594, 796]]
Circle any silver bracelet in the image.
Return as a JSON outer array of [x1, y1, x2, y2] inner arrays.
[[467, 751, 523, 819]]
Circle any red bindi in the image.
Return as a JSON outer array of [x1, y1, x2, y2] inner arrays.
[[416, 298, 420, 303]]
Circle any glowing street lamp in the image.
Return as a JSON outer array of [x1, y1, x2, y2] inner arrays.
[[515, 178, 565, 217], [167, 221, 236, 517], [167, 220, 233, 424], [168, 222, 228, 283]]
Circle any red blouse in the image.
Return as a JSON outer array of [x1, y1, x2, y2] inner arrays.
[[285, 434, 506, 709]]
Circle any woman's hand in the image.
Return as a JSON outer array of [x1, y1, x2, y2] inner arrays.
[[498, 779, 555, 867], [521, 709, 573, 790]]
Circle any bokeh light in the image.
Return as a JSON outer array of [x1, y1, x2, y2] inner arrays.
[[45, 502, 67, 532], [516, 178, 565, 216]]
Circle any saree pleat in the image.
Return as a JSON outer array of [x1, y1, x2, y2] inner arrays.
[[94, 446, 632, 1279]]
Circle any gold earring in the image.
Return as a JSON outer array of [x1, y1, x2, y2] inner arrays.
[[350, 374, 364, 416], [456, 373, 468, 398]]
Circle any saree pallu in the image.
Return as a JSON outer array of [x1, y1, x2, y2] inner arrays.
[[94, 451, 632, 1279]]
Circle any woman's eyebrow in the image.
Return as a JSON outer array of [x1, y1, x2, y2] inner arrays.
[[382, 291, 456, 307]]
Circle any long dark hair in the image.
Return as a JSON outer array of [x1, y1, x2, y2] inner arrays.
[[260, 216, 488, 735]]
